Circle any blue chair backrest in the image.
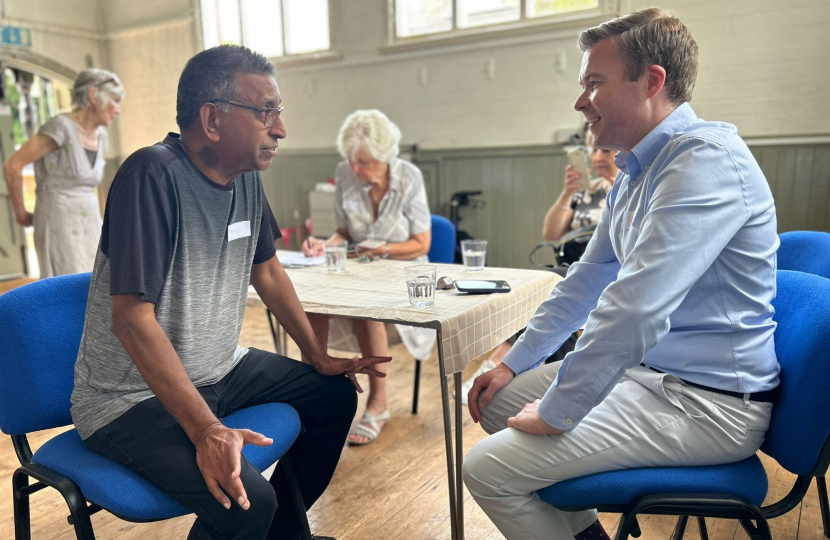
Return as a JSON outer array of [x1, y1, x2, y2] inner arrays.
[[762, 270, 830, 476], [0, 273, 91, 435], [428, 215, 456, 264], [778, 231, 830, 279]]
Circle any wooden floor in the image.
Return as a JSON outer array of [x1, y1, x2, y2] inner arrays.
[[0, 297, 825, 540]]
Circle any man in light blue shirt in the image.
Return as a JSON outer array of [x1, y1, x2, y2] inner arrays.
[[463, 9, 779, 540]]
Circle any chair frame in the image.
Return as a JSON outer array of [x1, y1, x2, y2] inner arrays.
[[550, 436, 830, 540], [10, 429, 313, 540]]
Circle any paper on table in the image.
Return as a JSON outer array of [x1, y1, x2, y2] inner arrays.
[[278, 251, 325, 267]]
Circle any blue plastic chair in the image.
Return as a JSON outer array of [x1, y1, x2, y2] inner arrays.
[[778, 231, 830, 279], [775, 230, 830, 538], [428, 214, 457, 265], [0, 273, 311, 540], [538, 270, 830, 540]]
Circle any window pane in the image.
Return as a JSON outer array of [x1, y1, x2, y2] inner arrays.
[[396, 0, 452, 38], [527, 0, 599, 18], [201, 0, 242, 48], [242, 0, 284, 57], [457, 0, 520, 29], [283, 0, 330, 55]]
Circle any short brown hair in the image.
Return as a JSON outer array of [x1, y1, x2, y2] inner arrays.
[[579, 8, 698, 106]]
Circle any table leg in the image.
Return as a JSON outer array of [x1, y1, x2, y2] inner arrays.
[[438, 352, 459, 540], [455, 372, 465, 540]]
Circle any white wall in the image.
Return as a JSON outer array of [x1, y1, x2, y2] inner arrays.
[[9, 0, 822, 158], [102, 0, 196, 158], [271, 0, 829, 151], [0, 0, 105, 72]]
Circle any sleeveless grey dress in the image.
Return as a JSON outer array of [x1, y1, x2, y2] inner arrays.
[[33, 114, 107, 277]]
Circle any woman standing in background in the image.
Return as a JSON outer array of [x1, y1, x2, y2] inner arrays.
[[3, 68, 124, 277]]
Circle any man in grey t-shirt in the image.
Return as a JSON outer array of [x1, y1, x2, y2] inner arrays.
[[71, 45, 389, 540]]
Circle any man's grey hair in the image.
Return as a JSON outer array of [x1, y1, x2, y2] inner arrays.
[[336, 109, 402, 164], [579, 8, 699, 106], [71, 69, 124, 111], [176, 44, 276, 130]]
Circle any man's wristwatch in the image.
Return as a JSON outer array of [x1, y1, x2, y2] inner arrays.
[[381, 244, 390, 259]]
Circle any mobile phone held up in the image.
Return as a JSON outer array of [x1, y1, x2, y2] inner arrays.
[[567, 147, 593, 191]]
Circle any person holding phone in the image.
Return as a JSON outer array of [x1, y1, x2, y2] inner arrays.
[[541, 132, 620, 270], [302, 109, 433, 445]]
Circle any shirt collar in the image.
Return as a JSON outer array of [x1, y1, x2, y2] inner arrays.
[[360, 157, 402, 192], [615, 102, 699, 180]]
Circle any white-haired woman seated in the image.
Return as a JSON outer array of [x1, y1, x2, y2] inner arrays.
[[303, 109, 432, 445], [3, 68, 124, 277]]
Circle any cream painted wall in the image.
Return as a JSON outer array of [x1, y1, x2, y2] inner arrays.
[[102, 0, 196, 158], [0, 0, 105, 71], [9, 0, 822, 158], [271, 0, 829, 151]]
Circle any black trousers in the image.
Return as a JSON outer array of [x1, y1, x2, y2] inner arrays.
[[85, 348, 357, 540]]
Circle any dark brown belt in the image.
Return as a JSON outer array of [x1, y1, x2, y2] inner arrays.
[[642, 364, 779, 403]]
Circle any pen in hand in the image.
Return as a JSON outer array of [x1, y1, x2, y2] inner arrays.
[[302, 221, 314, 255]]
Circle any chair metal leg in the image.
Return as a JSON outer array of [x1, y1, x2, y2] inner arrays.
[[671, 516, 688, 540], [817, 476, 830, 539], [13, 470, 31, 540], [697, 517, 710, 540], [16, 464, 96, 540], [412, 359, 421, 414], [615, 512, 641, 540], [279, 447, 313, 540]]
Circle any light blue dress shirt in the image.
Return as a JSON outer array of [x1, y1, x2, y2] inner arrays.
[[502, 103, 780, 431]]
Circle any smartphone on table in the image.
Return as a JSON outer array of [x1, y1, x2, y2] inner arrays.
[[454, 280, 511, 294], [567, 147, 593, 191]]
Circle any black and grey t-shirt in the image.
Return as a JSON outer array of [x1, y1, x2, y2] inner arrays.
[[70, 133, 280, 440]]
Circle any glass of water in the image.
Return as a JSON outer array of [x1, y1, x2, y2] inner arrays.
[[324, 240, 348, 272], [405, 265, 437, 308], [461, 239, 487, 271]]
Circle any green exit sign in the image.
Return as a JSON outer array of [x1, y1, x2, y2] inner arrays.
[[0, 26, 32, 47]]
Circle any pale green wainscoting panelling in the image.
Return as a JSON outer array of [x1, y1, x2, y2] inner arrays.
[[101, 138, 829, 270]]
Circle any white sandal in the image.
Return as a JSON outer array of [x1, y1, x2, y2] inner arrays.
[[347, 409, 391, 446]]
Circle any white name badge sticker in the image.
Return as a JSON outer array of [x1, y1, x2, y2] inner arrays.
[[622, 211, 635, 230], [228, 221, 251, 242], [343, 199, 361, 212]]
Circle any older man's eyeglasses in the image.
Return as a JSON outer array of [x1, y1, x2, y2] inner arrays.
[[211, 99, 284, 128]]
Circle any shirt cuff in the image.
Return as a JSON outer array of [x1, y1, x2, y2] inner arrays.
[[537, 382, 590, 431], [501, 340, 546, 375]]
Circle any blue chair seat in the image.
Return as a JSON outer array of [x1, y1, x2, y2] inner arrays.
[[538, 456, 768, 509], [31, 403, 301, 521]]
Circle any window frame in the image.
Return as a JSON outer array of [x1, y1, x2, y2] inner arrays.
[[384, 0, 618, 52], [197, 0, 341, 67]]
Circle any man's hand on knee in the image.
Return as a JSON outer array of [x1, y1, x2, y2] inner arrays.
[[507, 399, 565, 436], [194, 423, 273, 510], [468, 363, 515, 423]]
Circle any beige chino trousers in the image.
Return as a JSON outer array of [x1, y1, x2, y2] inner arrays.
[[462, 362, 773, 540]]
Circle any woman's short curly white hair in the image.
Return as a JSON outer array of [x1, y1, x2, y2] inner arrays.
[[71, 68, 125, 111], [336, 109, 401, 164]]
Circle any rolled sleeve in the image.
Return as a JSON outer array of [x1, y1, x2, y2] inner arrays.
[[38, 116, 68, 148], [333, 162, 350, 230], [403, 172, 431, 235]]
